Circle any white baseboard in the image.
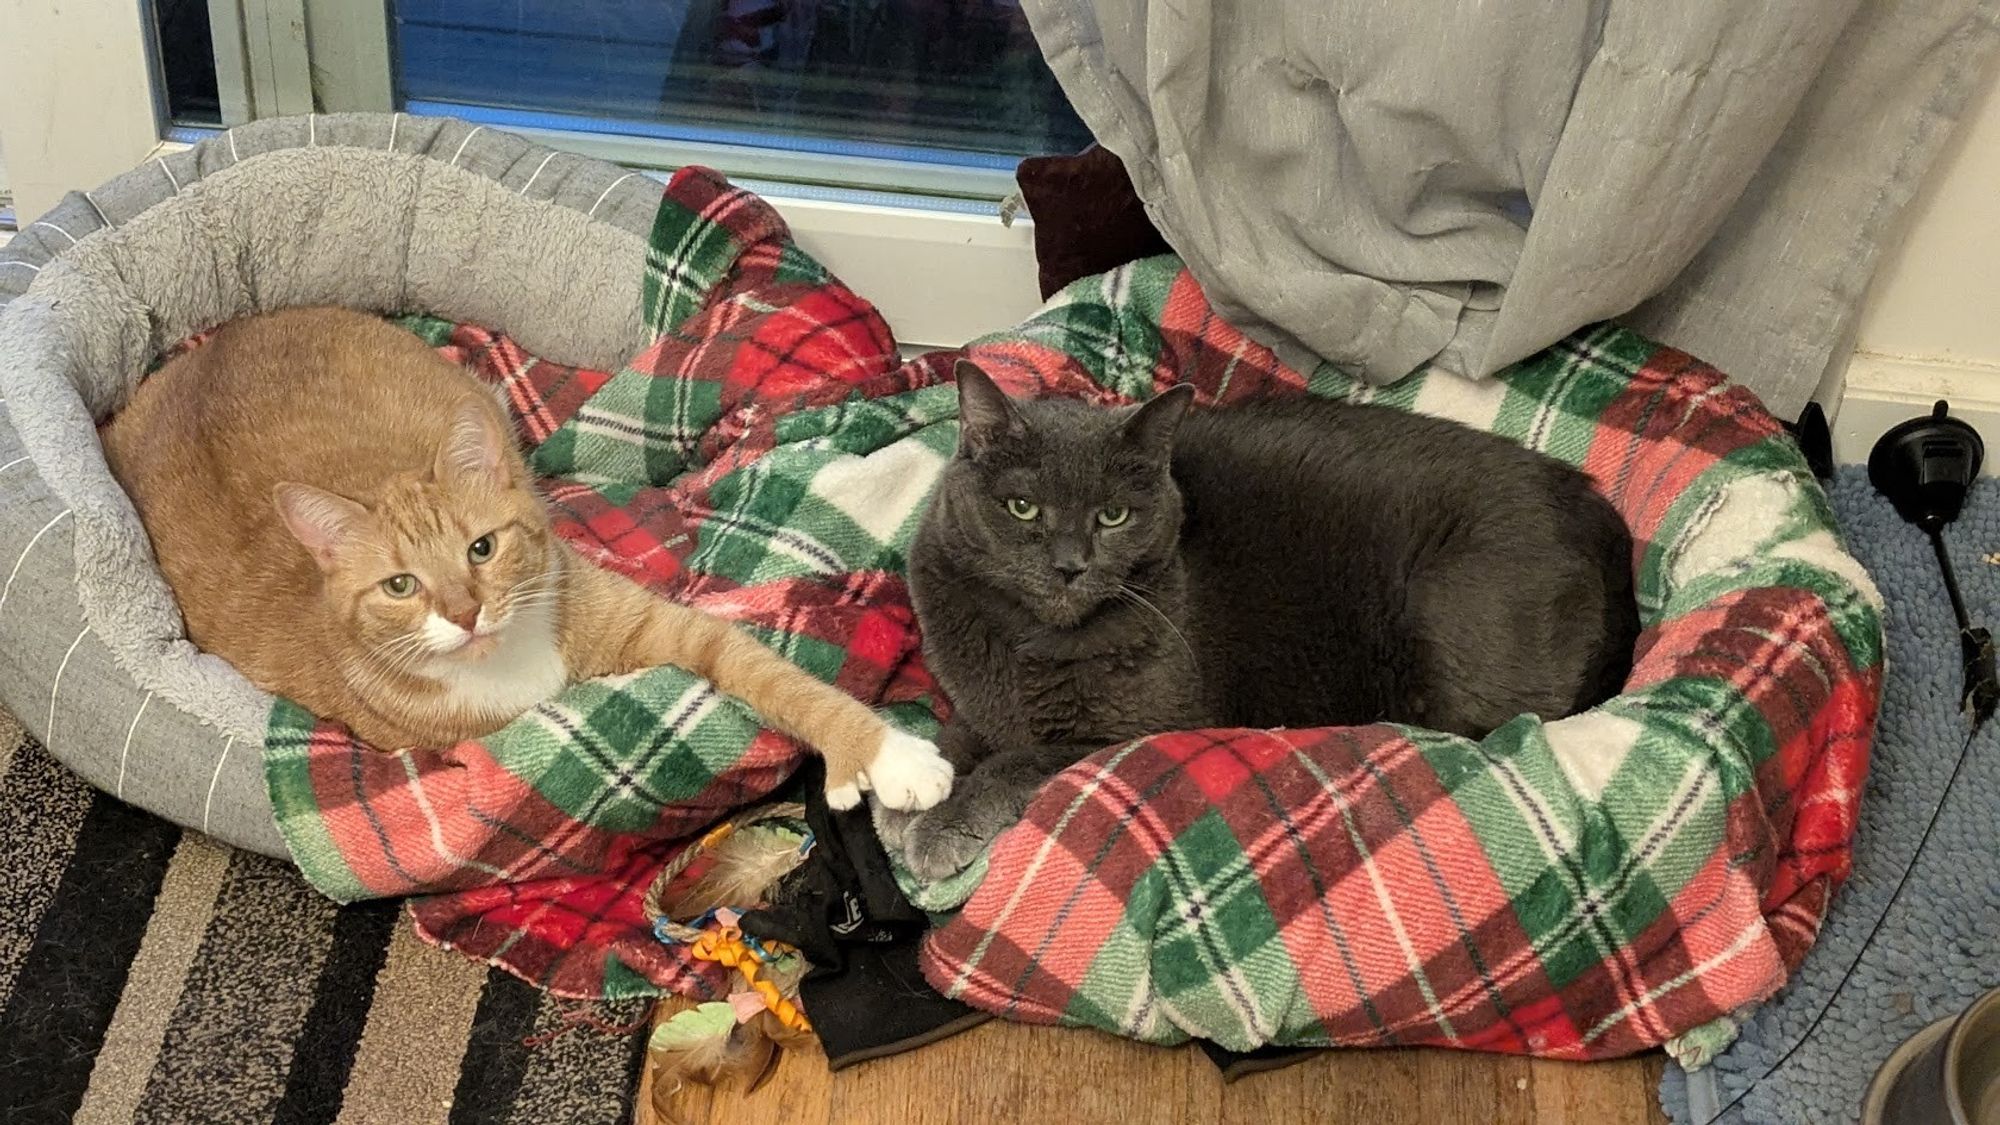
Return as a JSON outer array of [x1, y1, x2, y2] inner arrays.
[[1830, 352, 2000, 474]]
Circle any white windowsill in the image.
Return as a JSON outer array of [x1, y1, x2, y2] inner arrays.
[[766, 193, 1043, 350], [147, 138, 1043, 351]]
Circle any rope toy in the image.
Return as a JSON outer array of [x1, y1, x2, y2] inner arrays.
[[643, 802, 814, 1033]]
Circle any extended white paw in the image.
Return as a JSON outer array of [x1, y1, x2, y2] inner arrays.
[[825, 779, 865, 810], [864, 730, 955, 811]]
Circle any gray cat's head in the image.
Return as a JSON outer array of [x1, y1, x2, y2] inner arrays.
[[930, 360, 1195, 627]]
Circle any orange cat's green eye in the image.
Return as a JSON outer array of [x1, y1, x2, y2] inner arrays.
[[468, 534, 496, 564], [381, 574, 419, 598]]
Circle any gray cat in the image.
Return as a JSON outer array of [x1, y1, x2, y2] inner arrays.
[[884, 361, 1639, 881]]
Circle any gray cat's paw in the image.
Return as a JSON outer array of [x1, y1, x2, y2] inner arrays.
[[873, 805, 920, 852], [900, 802, 1018, 883], [904, 780, 1040, 876]]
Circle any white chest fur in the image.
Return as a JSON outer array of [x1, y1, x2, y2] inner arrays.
[[429, 604, 569, 724]]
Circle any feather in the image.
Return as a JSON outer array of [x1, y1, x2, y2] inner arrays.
[[666, 823, 809, 917], [644, 997, 781, 1120], [754, 1007, 818, 1053]]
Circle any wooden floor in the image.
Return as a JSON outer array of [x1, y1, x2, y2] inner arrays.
[[647, 1019, 1670, 1125]]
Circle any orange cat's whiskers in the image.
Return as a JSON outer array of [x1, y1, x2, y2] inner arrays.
[[366, 631, 433, 670], [502, 579, 560, 601], [502, 599, 559, 623], [498, 575, 564, 622], [358, 645, 433, 695], [367, 630, 426, 656], [501, 570, 561, 600]]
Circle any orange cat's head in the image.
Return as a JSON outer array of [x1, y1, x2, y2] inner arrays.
[[273, 396, 559, 674]]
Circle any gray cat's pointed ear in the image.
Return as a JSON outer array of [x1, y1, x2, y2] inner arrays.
[[1121, 384, 1195, 457], [954, 360, 1024, 457]]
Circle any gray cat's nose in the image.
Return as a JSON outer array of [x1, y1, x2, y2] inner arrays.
[[1051, 537, 1089, 583]]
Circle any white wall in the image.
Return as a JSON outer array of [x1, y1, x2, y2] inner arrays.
[[1, 136, 11, 250], [1831, 58, 2000, 467], [1852, 62, 2000, 365], [0, 0, 161, 223]]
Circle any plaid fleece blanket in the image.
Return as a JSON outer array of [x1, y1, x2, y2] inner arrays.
[[267, 169, 1883, 1058], [913, 289, 1886, 1057]]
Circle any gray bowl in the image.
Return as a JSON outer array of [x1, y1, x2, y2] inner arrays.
[[1864, 985, 2000, 1124]]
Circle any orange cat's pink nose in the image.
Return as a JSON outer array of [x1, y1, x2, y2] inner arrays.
[[445, 606, 480, 633]]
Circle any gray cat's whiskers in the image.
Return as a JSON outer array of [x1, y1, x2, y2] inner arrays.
[[1117, 585, 1197, 670]]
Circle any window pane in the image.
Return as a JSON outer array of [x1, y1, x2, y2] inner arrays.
[[155, 0, 223, 125], [392, 0, 1091, 169]]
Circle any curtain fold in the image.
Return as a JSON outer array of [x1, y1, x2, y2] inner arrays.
[[1023, 0, 2000, 416]]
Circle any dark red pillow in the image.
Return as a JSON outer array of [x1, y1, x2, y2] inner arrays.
[[1014, 145, 1172, 299]]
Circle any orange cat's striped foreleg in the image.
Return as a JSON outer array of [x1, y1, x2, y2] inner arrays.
[[571, 569, 953, 810]]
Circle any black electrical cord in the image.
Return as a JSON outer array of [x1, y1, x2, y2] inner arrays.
[[1931, 528, 1971, 631], [1703, 479, 1989, 1122], [1931, 526, 2000, 729], [1699, 717, 1983, 1124], [1715, 399, 1998, 1120], [1866, 399, 1995, 724]]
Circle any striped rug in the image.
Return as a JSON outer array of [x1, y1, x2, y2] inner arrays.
[[0, 711, 649, 1124]]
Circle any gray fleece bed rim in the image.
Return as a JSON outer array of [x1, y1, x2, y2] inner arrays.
[[0, 112, 663, 856]]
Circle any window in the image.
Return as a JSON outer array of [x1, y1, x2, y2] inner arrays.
[[152, 0, 1089, 199], [393, 1, 1089, 196], [1, 1, 1066, 345], [156, 0, 223, 126]]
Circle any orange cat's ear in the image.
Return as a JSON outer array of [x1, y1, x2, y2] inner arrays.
[[434, 397, 511, 486], [274, 482, 367, 570]]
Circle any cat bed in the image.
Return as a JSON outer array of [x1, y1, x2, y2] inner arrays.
[[0, 115, 963, 1001], [0, 114, 665, 858], [0, 115, 1884, 1060], [913, 282, 1887, 1059]]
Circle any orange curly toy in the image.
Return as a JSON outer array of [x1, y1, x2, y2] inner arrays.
[[686, 928, 811, 1033]]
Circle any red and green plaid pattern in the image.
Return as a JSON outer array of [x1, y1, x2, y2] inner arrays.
[[266, 167, 955, 998], [915, 270, 1883, 1057], [263, 169, 1881, 1057]]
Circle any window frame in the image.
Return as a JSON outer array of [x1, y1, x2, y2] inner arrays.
[[0, 0, 1046, 349]]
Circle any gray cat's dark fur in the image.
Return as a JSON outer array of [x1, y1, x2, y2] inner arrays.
[[885, 361, 1639, 880]]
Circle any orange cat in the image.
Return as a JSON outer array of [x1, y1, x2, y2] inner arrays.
[[99, 306, 951, 810]]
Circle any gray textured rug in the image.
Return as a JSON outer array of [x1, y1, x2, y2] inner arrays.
[[1662, 467, 2000, 1123], [0, 715, 647, 1125]]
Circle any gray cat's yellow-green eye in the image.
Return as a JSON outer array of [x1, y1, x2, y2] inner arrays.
[[1096, 506, 1131, 528], [468, 534, 496, 563], [1006, 498, 1040, 521], [381, 574, 419, 598]]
